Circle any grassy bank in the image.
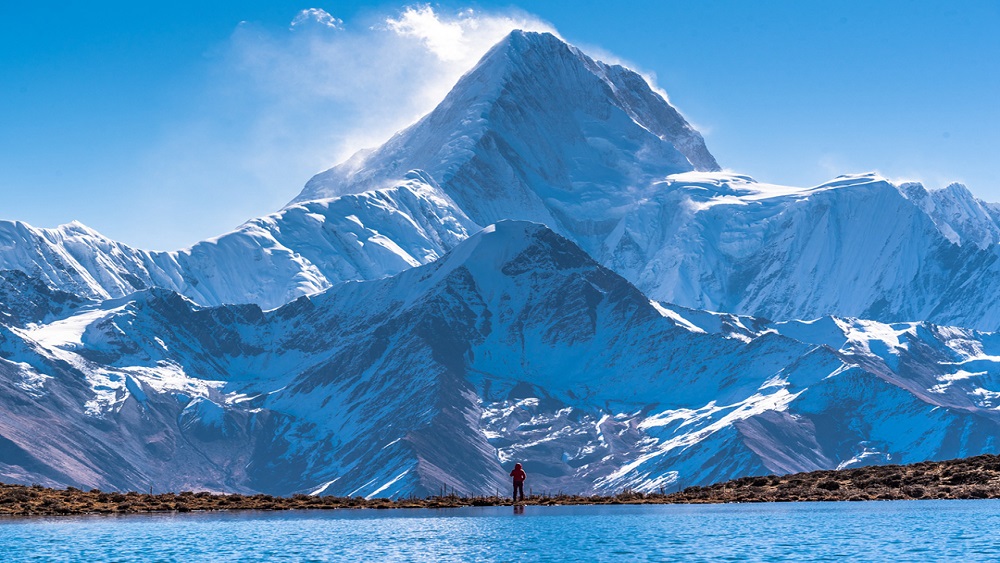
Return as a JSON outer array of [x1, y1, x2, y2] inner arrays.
[[5, 454, 1000, 516]]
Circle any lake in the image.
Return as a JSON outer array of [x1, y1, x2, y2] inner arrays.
[[1, 500, 997, 561]]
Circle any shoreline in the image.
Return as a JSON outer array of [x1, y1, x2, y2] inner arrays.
[[4, 454, 1000, 517], [4, 496, 997, 521]]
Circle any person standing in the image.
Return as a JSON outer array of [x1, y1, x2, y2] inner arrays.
[[510, 462, 526, 503]]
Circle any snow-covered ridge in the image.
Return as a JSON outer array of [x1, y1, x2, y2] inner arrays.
[[0, 172, 475, 310], [1, 32, 998, 331], [900, 180, 1000, 249], [294, 31, 717, 249], [4, 221, 1000, 496], [289, 30, 1000, 330], [605, 171, 1000, 329]]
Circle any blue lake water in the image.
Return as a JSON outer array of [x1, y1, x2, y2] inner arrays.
[[1, 500, 998, 561]]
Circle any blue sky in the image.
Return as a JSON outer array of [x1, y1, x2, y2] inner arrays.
[[2, 1, 998, 249]]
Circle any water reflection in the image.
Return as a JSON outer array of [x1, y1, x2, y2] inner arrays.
[[1, 500, 998, 561]]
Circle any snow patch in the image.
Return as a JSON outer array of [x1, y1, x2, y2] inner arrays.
[[367, 469, 410, 499], [650, 301, 705, 333]]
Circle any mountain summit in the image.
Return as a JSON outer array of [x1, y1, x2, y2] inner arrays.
[[295, 30, 718, 252], [4, 28, 1000, 497], [5, 221, 1000, 496], [2, 31, 1000, 329]]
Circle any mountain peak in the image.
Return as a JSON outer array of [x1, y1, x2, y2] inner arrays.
[[432, 30, 581, 89], [294, 31, 718, 256], [54, 220, 103, 236], [464, 29, 720, 173], [413, 220, 599, 291], [939, 182, 975, 200], [497, 29, 566, 52], [927, 181, 1000, 249]]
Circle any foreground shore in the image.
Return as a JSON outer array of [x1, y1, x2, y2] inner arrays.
[[4, 454, 1000, 516]]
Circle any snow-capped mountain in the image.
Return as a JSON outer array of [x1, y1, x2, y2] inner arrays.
[[1, 31, 998, 331], [2, 29, 1000, 497], [292, 30, 1000, 330], [3, 222, 1000, 496], [0, 172, 474, 310], [901, 181, 1000, 249], [296, 30, 719, 256], [604, 171, 1000, 330], [0, 29, 719, 313]]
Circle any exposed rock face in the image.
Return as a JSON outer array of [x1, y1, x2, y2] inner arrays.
[[3, 223, 1000, 497]]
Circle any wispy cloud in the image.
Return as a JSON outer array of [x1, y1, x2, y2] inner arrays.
[[385, 5, 471, 61], [290, 8, 343, 30], [383, 5, 555, 62], [223, 4, 556, 161], [129, 4, 556, 248]]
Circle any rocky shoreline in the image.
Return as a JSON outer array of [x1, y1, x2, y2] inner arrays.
[[667, 454, 1000, 503], [4, 455, 1000, 517]]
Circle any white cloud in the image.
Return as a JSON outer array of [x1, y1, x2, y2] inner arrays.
[[382, 5, 555, 62], [290, 8, 343, 30], [127, 5, 557, 248], [385, 5, 467, 61], [222, 4, 556, 163]]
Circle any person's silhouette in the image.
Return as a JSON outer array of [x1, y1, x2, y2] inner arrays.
[[510, 462, 526, 503]]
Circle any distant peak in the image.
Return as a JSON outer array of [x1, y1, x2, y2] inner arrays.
[[55, 220, 101, 235], [502, 29, 567, 51], [831, 172, 882, 181], [294, 25, 719, 209], [463, 220, 550, 251], [940, 182, 974, 199], [472, 28, 585, 77], [479, 219, 548, 238], [437, 220, 596, 279], [898, 181, 929, 201]]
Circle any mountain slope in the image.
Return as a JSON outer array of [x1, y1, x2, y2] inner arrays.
[[604, 172, 1000, 329], [3, 222, 1000, 497], [1, 31, 999, 332], [0, 270, 93, 326], [296, 31, 717, 255], [291, 31, 1000, 330], [0, 172, 474, 310]]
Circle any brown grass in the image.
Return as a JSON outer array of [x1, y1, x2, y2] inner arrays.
[[665, 454, 1000, 503], [5, 454, 1000, 516]]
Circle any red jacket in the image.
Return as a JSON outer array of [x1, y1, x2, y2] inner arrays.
[[510, 463, 526, 483]]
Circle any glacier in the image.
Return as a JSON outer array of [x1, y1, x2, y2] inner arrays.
[[0, 30, 999, 496]]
